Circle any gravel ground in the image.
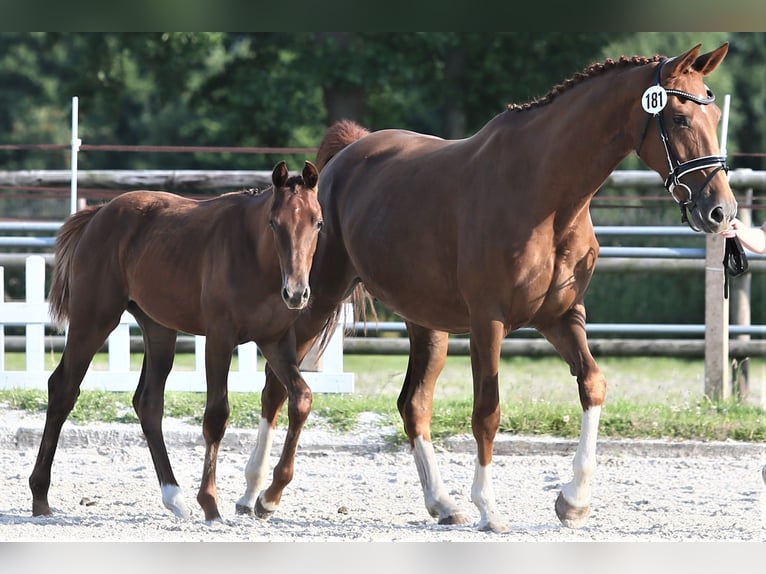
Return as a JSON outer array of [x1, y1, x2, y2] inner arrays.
[[1, 407, 765, 542]]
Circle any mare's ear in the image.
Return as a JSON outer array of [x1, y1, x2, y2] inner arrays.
[[693, 42, 729, 76], [664, 44, 702, 80], [272, 161, 289, 188], [665, 43, 729, 80], [302, 161, 319, 190]]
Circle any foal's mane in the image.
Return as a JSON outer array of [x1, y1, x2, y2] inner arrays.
[[507, 54, 665, 112], [240, 174, 310, 197]]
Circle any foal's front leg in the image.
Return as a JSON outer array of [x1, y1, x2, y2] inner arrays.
[[197, 335, 234, 522], [539, 304, 607, 529]]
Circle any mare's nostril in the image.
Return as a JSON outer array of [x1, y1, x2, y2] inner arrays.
[[282, 287, 290, 302], [709, 206, 724, 224]]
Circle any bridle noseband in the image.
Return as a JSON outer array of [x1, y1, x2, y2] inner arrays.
[[635, 57, 729, 231]]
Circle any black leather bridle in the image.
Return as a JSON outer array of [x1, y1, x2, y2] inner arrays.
[[636, 57, 747, 297]]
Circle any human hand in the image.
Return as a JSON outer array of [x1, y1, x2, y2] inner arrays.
[[719, 217, 742, 238]]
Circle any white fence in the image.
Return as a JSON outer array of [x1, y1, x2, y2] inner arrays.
[[0, 255, 354, 393]]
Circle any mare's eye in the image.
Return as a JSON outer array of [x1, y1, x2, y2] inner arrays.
[[269, 219, 276, 229], [317, 220, 324, 230], [673, 115, 689, 128]]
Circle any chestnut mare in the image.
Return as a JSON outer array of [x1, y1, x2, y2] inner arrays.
[[237, 43, 738, 532], [29, 161, 323, 522]]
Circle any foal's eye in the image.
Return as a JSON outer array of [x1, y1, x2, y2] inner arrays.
[[317, 220, 324, 230], [673, 115, 689, 128], [269, 219, 276, 229]]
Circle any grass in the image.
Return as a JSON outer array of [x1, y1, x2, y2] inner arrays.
[[1, 354, 765, 444]]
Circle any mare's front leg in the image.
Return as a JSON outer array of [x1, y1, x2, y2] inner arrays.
[[250, 332, 313, 519], [400, 322, 468, 525], [539, 303, 607, 529], [196, 334, 234, 522], [468, 317, 509, 532]]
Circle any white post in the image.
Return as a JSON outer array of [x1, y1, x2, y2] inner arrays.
[[719, 94, 731, 159], [0, 265, 4, 372], [70, 96, 81, 215], [25, 256, 47, 373]]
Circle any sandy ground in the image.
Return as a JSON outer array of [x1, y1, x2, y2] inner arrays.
[[1, 407, 765, 542]]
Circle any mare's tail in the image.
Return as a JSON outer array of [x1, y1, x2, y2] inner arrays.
[[315, 119, 370, 172], [48, 206, 103, 330], [312, 119, 377, 354]]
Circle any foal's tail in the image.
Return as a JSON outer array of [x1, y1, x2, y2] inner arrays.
[[315, 119, 370, 171], [49, 205, 102, 330]]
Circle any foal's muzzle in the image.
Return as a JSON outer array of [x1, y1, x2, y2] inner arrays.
[[282, 284, 311, 310]]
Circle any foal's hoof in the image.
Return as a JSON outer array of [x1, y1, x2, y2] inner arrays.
[[235, 503, 254, 516], [254, 496, 277, 520], [555, 491, 590, 529]]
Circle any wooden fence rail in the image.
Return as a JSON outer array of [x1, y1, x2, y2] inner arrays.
[[0, 256, 354, 394]]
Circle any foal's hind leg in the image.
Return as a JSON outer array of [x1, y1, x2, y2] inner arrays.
[[400, 322, 468, 525], [539, 304, 607, 529], [29, 317, 121, 516], [130, 307, 190, 519]]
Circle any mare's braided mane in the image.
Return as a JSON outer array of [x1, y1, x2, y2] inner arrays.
[[508, 54, 665, 112]]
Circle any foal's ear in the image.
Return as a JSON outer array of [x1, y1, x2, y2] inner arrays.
[[272, 161, 289, 188], [302, 161, 319, 190]]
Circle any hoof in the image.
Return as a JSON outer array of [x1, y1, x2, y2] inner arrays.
[[437, 512, 469, 526], [555, 491, 590, 529], [32, 503, 52, 517], [477, 516, 510, 533], [235, 503, 254, 516], [254, 496, 276, 520]]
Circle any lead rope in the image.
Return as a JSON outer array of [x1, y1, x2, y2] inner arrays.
[[723, 236, 749, 299]]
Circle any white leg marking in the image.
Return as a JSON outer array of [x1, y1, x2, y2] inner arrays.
[[412, 436, 464, 522], [470, 460, 508, 532], [161, 484, 191, 519], [236, 418, 274, 510], [561, 405, 602, 509]]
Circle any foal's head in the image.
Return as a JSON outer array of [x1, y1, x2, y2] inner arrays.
[[269, 160, 322, 310], [635, 43, 736, 233]]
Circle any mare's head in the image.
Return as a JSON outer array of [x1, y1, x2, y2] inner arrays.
[[269, 160, 322, 310], [635, 43, 736, 233]]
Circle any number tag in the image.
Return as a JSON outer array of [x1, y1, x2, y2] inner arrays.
[[642, 85, 667, 114]]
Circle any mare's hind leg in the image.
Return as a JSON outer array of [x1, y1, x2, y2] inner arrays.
[[130, 306, 190, 519], [29, 316, 122, 516], [250, 334, 313, 519], [467, 316, 509, 532], [538, 303, 607, 529], [235, 361, 287, 515], [400, 322, 468, 525]]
